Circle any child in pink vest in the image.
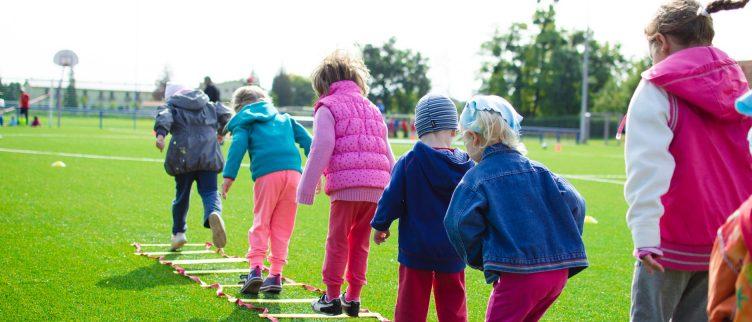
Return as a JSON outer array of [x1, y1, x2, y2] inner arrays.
[[297, 50, 395, 316], [625, 1, 752, 321]]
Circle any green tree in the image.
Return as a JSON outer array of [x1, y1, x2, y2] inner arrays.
[[480, 4, 625, 116], [362, 37, 431, 113], [592, 57, 651, 113], [63, 69, 78, 108], [289, 75, 315, 106], [0, 79, 22, 101], [271, 69, 293, 107]]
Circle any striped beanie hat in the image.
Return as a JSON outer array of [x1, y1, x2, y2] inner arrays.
[[414, 93, 458, 138]]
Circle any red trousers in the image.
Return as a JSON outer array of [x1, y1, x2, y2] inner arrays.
[[394, 265, 468, 322], [486, 269, 568, 322]]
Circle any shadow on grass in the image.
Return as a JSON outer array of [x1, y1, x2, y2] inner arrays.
[[95, 262, 191, 290]]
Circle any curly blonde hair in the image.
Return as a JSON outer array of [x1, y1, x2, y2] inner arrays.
[[311, 50, 371, 97]]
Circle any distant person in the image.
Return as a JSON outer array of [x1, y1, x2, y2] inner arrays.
[[31, 116, 41, 127], [376, 99, 386, 114], [298, 50, 395, 317], [153, 82, 233, 251], [19, 89, 30, 125], [401, 119, 409, 139], [203, 76, 221, 103], [445, 95, 587, 322], [0, 98, 5, 126], [624, 1, 752, 321], [221, 86, 312, 295], [9, 116, 17, 126], [372, 94, 473, 322]]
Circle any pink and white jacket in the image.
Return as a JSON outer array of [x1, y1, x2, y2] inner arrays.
[[625, 46, 752, 271], [297, 80, 394, 205]]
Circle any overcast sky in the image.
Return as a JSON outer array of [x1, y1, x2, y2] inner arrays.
[[1, 0, 750, 97]]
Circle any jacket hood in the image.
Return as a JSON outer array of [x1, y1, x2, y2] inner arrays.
[[167, 90, 210, 111], [226, 100, 279, 133], [642, 46, 750, 122], [412, 141, 474, 191]]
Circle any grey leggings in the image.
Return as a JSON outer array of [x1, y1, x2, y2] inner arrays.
[[630, 262, 708, 322]]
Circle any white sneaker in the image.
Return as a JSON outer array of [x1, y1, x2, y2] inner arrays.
[[208, 212, 227, 248], [171, 232, 187, 251]]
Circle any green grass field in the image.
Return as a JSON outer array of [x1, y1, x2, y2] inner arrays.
[[0, 116, 632, 321]]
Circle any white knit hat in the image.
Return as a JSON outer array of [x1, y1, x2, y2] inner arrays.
[[165, 82, 189, 100]]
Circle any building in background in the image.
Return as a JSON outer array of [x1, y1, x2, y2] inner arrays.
[[22, 79, 158, 109]]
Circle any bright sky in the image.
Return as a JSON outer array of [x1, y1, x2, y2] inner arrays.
[[1, 0, 751, 98]]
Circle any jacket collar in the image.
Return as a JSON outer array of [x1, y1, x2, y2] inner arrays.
[[326, 80, 362, 97], [482, 142, 520, 160]]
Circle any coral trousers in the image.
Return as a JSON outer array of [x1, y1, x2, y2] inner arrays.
[[247, 170, 300, 275]]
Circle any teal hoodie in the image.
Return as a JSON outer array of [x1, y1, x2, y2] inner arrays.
[[223, 101, 312, 181]]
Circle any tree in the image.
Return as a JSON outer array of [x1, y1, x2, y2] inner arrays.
[[63, 69, 78, 107], [289, 75, 316, 106], [479, 4, 625, 116], [362, 37, 431, 114], [152, 66, 172, 101], [592, 57, 651, 113], [271, 69, 293, 107], [0, 78, 22, 101]]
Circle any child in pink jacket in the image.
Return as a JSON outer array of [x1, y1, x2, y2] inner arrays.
[[625, 1, 752, 320], [297, 50, 395, 317]]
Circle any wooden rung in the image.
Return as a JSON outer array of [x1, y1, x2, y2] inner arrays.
[[239, 298, 316, 304], [259, 312, 384, 319], [136, 243, 208, 247], [161, 258, 247, 265], [202, 283, 305, 288], [179, 268, 248, 275], [138, 250, 215, 256]]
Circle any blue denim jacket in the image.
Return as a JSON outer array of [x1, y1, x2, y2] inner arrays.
[[444, 143, 588, 283]]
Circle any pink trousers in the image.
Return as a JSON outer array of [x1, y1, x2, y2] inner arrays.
[[486, 269, 568, 322], [247, 170, 300, 275], [394, 265, 468, 322], [322, 200, 377, 301]]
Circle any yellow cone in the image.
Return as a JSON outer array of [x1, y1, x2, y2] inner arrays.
[[584, 215, 598, 224], [51, 161, 66, 168]]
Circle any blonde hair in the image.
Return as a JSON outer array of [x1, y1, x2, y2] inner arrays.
[[311, 50, 371, 97], [645, 0, 748, 46], [463, 110, 527, 155], [231, 86, 269, 112]]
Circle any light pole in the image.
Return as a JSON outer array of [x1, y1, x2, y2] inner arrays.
[[579, 28, 590, 144]]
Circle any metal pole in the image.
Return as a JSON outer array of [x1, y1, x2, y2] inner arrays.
[[578, 28, 590, 144], [99, 110, 103, 129], [132, 109, 136, 129], [57, 67, 65, 128], [48, 80, 54, 128]]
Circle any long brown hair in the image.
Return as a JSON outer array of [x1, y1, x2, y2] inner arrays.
[[645, 0, 748, 46]]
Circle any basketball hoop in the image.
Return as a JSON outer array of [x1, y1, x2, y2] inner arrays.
[[53, 50, 79, 67]]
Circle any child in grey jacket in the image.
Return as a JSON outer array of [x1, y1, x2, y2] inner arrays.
[[154, 83, 233, 251]]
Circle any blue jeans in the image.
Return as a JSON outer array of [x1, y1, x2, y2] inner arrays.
[[172, 170, 222, 235]]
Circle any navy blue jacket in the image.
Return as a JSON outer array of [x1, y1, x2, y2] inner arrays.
[[372, 141, 474, 273], [444, 143, 588, 283]]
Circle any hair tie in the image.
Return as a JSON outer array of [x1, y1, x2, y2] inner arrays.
[[697, 5, 711, 17]]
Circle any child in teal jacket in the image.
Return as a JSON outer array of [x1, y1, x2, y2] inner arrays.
[[221, 86, 312, 294]]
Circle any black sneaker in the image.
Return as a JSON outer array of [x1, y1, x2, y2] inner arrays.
[[340, 293, 360, 317], [260, 274, 283, 294], [240, 266, 263, 294], [312, 294, 342, 316]]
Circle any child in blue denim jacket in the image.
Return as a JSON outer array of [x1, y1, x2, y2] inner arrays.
[[444, 95, 588, 322]]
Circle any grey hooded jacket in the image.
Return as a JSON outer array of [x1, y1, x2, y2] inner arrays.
[[154, 90, 233, 176]]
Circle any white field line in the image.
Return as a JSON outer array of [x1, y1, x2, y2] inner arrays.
[[0, 133, 148, 140], [0, 146, 626, 185]]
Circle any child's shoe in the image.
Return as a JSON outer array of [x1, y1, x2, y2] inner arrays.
[[312, 294, 342, 316], [208, 212, 227, 248], [240, 266, 263, 294], [260, 274, 283, 294], [170, 233, 187, 251], [340, 293, 360, 317]]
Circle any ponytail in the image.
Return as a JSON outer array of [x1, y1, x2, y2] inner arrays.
[[706, 0, 749, 14]]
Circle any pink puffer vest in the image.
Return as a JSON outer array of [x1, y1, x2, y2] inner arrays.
[[643, 47, 752, 271], [313, 80, 391, 194]]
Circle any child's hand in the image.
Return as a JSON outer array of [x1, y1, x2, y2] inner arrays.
[[155, 135, 165, 152], [640, 254, 665, 274], [217, 134, 224, 145], [221, 178, 234, 199], [315, 180, 322, 195], [373, 229, 390, 245]]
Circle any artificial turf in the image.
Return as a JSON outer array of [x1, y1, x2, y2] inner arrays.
[[0, 115, 631, 321]]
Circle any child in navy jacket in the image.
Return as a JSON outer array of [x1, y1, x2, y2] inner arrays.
[[372, 94, 474, 322]]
